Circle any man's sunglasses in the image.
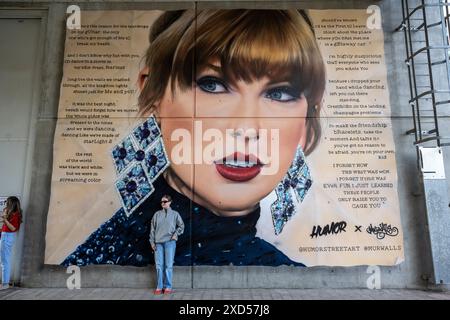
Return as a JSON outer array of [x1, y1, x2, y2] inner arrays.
[[161, 200, 170, 203]]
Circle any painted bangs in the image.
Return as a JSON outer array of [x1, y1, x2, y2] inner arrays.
[[140, 9, 325, 119], [172, 10, 325, 105]]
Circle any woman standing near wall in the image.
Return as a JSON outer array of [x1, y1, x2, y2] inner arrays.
[[0, 196, 22, 289]]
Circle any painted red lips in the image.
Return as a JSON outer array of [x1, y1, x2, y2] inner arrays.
[[214, 152, 263, 182]]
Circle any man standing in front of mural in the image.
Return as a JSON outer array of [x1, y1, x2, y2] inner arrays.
[[149, 194, 184, 295]]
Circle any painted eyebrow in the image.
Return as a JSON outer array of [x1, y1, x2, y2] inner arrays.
[[198, 63, 222, 75], [265, 80, 293, 87]]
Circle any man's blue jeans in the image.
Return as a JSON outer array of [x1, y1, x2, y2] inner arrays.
[[154, 240, 176, 290], [0, 232, 16, 285]]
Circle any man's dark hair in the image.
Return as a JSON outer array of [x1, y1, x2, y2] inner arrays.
[[162, 194, 172, 202]]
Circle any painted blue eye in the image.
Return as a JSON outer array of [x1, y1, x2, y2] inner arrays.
[[265, 87, 301, 102], [197, 76, 228, 93]]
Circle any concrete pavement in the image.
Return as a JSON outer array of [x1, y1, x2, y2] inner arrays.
[[0, 288, 449, 300]]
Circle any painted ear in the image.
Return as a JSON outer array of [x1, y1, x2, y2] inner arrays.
[[138, 66, 150, 91]]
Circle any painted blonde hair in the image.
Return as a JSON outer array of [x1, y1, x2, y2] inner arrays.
[[139, 9, 326, 155]]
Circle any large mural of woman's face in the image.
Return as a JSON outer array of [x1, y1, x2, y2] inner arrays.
[[139, 9, 324, 217], [158, 73, 309, 216], [45, 8, 404, 268]]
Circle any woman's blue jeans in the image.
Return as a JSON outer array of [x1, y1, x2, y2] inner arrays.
[[154, 240, 176, 290], [0, 232, 16, 285]]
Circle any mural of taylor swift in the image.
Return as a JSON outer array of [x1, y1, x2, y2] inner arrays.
[[63, 9, 325, 267]]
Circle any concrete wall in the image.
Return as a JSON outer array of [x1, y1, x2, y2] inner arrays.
[[1, 0, 448, 290]]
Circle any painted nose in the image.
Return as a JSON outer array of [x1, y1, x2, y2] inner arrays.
[[230, 127, 259, 142], [228, 95, 262, 142]]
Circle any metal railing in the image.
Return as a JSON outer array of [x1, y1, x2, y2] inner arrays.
[[396, 0, 450, 150], [396, 0, 450, 285]]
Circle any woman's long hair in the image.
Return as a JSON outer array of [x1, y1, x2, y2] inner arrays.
[[3, 196, 22, 223]]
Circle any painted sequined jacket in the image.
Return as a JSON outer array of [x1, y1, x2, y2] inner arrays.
[[62, 175, 304, 267]]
